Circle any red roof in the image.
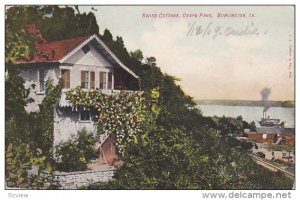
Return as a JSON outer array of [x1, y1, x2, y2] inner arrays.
[[26, 23, 46, 42], [16, 35, 90, 63]]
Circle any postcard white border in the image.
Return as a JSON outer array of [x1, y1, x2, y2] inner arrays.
[[0, 1, 298, 200]]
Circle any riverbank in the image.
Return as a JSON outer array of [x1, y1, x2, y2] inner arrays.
[[196, 100, 295, 108]]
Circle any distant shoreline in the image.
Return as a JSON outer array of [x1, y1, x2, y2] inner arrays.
[[195, 100, 295, 108]]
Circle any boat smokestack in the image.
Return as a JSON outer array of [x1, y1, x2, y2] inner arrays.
[[263, 110, 267, 119]]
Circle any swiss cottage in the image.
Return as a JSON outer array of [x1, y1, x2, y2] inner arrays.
[[14, 24, 140, 164]]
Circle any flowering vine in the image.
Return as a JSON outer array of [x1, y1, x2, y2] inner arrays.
[[65, 87, 145, 156]]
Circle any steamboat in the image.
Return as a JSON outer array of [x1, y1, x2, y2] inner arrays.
[[258, 110, 285, 127]]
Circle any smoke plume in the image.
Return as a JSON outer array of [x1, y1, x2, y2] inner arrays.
[[260, 87, 271, 112]]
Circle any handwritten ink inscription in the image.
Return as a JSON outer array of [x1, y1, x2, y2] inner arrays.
[[186, 21, 267, 39]]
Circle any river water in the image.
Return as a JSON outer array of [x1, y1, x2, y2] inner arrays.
[[197, 105, 295, 128]]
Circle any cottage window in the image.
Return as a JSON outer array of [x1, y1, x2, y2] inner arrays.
[[38, 69, 45, 92], [108, 72, 113, 89], [82, 45, 90, 54], [80, 110, 91, 122], [81, 71, 89, 89], [99, 71, 107, 89], [263, 134, 267, 139], [61, 69, 70, 88], [90, 71, 95, 89]]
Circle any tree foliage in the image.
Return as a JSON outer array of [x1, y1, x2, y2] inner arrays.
[[5, 143, 57, 189], [66, 87, 145, 155], [5, 6, 99, 62], [29, 80, 63, 157], [5, 65, 31, 145]]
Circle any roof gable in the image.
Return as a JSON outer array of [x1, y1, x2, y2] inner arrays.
[[65, 44, 112, 67], [60, 34, 139, 79], [16, 34, 138, 79]]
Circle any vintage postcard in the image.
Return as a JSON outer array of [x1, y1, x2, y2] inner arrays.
[[4, 4, 295, 195]]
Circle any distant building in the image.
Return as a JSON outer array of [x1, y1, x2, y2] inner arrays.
[[246, 127, 295, 145]]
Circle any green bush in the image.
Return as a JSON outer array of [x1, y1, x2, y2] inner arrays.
[[5, 143, 57, 189], [55, 128, 97, 172], [240, 141, 253, 151]]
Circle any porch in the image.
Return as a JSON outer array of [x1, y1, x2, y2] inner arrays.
[[59, 88, 137, 107]]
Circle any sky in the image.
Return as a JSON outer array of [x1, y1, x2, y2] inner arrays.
[[79, 6, 294, 101]]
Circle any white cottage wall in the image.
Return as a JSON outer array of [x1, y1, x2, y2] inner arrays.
[[21, 66, 60, 112], [54, 46, 115, 145], [60, 45, 113, 89], [53, 108, 97, 146]]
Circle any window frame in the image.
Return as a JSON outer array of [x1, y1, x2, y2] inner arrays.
[[99, 71, 107, 89], [61, 69, 70, 89], [79, 110, 91, 122], [81, 71, 89, 89]]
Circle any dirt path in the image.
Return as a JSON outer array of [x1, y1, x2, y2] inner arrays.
[[87, 159, 114, 171]]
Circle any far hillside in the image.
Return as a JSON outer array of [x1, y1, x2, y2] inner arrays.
[[196, 100, 295, 108]]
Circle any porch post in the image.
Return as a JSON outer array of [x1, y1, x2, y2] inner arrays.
[[106, 71, 108, 89], [112, 71, 114, 90]]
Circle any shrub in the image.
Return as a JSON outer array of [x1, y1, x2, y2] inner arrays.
[[240, 141, 253, 151], [55, 128, 97, 172], [5, 143, 57, 189]]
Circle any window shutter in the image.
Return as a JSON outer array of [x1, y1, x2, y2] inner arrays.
[[90, 71, 95, 89], [81, 71, 86, 88], [108, 72, 112, 89]]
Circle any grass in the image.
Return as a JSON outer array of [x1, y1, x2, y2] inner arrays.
[[266, 144, 294, 152], [247, 138, 257, 143]]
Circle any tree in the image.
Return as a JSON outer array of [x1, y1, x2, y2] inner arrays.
[[146, 56, 157, 66], [31, 80, 62, 157], [130, 49, 144, 61], [5, 6, 40, 62], [5, 64, 31, 147], [250, 121, 256, 131], [5, 6, 99, 52]]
